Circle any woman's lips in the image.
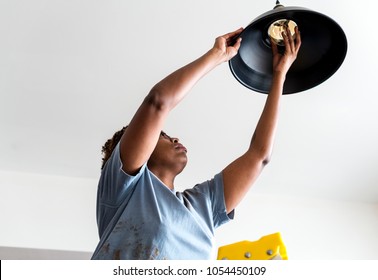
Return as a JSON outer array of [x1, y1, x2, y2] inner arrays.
[[175, 144, 187, 152]]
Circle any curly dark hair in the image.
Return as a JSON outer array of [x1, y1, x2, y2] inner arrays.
[[101, 126, 127, 169]]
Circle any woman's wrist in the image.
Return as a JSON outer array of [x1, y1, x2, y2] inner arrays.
[[204, 48, 226, 66], [272, 71, 287, 84]]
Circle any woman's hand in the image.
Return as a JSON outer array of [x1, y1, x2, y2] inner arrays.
[[271, 26, 301, 75], [211, 27, 244, 64]]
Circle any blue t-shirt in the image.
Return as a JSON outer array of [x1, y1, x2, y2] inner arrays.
[[91, 143, 233, 260]]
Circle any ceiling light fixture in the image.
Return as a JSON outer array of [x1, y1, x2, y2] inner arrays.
[[229, 1, 348, 94]]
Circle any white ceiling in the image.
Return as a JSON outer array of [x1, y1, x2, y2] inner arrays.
[[1, 0, 377, 203]]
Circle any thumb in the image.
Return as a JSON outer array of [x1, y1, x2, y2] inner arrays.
[[233, 37, 242, 51], [227, 38, 242, 60]]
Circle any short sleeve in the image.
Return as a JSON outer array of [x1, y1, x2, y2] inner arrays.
[[181, 172, 234, 230], [210, 172, 235, 228], [98, 142, 147, 207]]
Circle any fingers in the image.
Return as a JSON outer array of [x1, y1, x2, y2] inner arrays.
[[212, 28, 244, 63], [214, 27, 243, 51], [282, 27, 293, 53], [232, 37, 242, 51], [271, 26, 301, 73], [294, 26, 301, 52], [282, 26, 300, 54], [223, 27, 244, 41]]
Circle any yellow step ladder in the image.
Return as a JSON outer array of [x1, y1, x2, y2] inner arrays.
[[217, 232, 288, 260]]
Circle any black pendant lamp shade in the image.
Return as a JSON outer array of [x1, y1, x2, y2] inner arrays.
[[229, 1, 348, 94]]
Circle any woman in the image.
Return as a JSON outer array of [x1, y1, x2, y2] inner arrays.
[[92, 26, 301, 259]]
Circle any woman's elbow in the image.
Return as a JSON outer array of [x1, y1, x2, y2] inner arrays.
[[262, 153, 272, 166], [253, 147, 273, 166], [144, 86, 170, 112]]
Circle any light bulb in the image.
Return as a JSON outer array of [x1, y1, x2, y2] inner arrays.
[[268, 19, 297, 45]]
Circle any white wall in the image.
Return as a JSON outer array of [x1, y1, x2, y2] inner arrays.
[[0, 170, 98, 253], [1, 170, 378, 259]]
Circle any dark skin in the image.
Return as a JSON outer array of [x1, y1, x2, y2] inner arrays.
[[119, 26, 301, 214]]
